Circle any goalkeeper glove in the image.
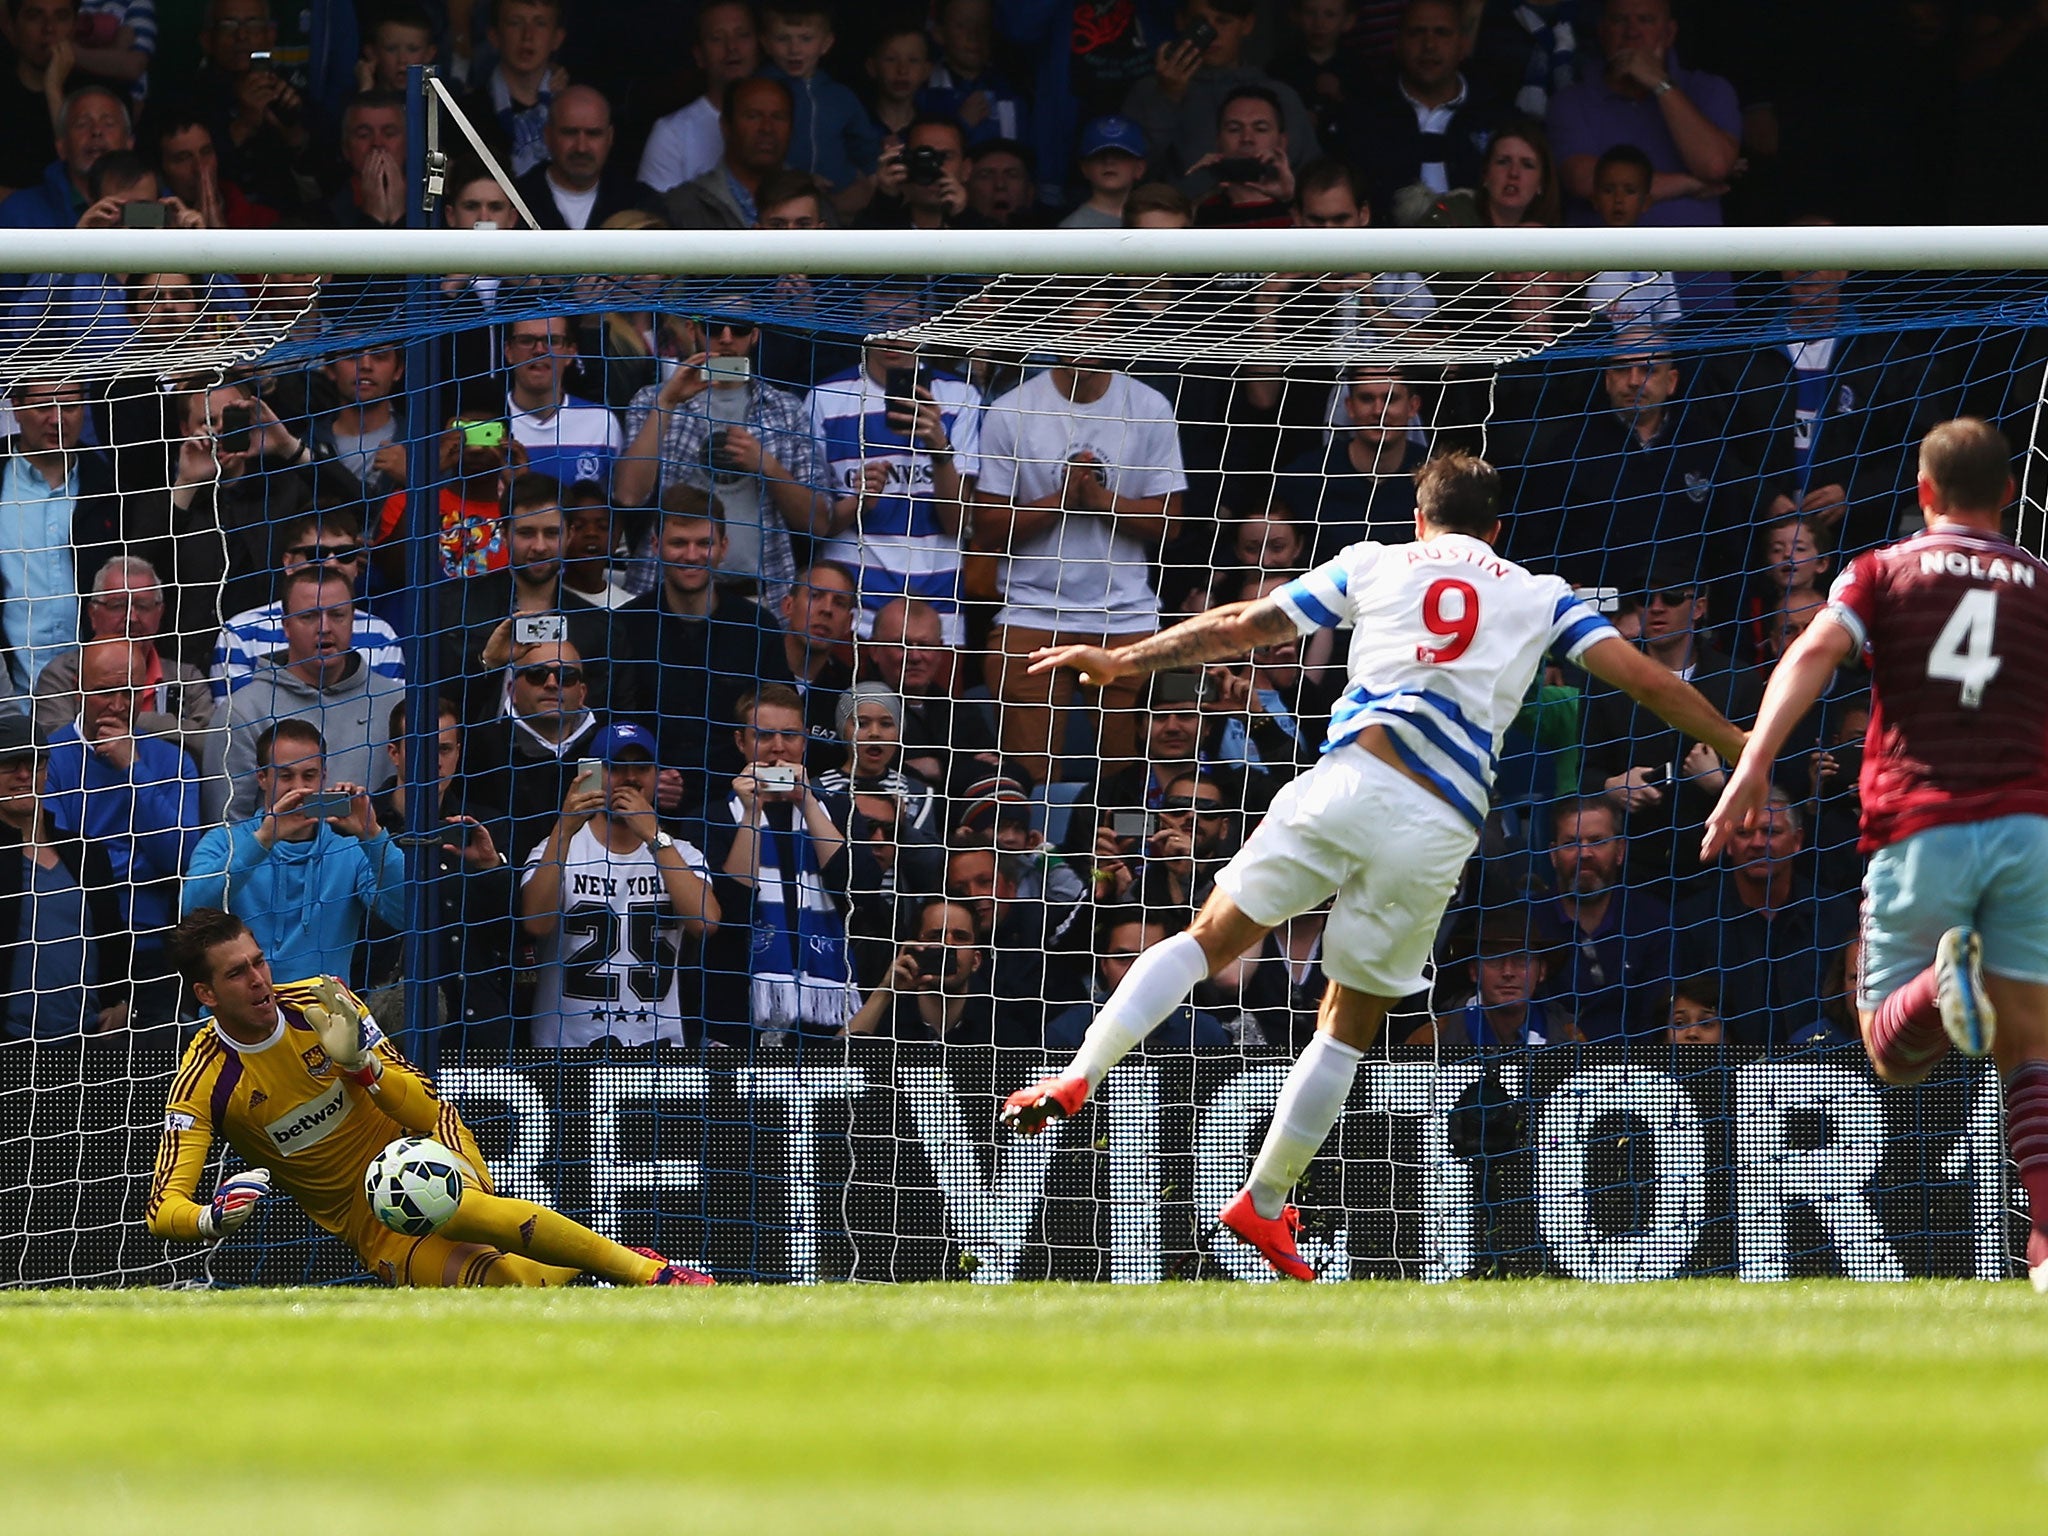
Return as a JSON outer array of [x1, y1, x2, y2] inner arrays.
[[197, 1167, 271, 1240], [304, 976, 380, 1086]]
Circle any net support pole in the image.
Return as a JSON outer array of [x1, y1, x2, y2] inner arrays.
[[398, 63, 445, 1067]]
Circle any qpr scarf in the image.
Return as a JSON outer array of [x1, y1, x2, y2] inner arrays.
[[736, 797, 854, 1032]]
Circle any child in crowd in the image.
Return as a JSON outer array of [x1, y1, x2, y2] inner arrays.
[[1742, 514, 1831, 663], [761, 1, 881, 216], [865, 24, 934, 141], [1667, 975, 1725, 1045], [357, 3, 437, 93], [920, 0, 1029, 148], [1585, 144, 1680, 327], [1269, 0, 1366, 148], [1060, 116, 1148, 228]]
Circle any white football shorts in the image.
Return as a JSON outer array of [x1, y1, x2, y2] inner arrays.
[[1214, 744, 1477, 997]]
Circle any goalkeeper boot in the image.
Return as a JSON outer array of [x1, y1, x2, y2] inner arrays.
[[1000, 1075, 1090, 1138], [1218, 1190, 1316, 1282], [633, 1246, 716, 1287], [1936, 926, 1997, 1058]]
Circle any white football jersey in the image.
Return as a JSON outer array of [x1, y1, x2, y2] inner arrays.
[[1274, 534, 1617, 829]]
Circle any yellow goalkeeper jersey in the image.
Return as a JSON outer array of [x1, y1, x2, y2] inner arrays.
[[146, 977, 463, 1243]]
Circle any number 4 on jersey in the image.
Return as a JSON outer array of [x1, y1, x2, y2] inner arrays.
[[1928, 588, 2003, 708]]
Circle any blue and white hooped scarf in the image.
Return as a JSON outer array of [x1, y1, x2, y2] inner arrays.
[[737, 797, 854, 1032]]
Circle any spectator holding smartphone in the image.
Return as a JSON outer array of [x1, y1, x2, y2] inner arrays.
[[1121, 0, 1317, 186], [845, 896, 993, 1041], [0, 83, 131, 230]]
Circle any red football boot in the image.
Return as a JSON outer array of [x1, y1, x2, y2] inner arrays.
[[999, 1074, 1090, 1137], [1218, 1191, 1317, 1281], [633, 1246, 716, 1286]]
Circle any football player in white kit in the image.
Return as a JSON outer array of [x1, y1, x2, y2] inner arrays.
[[1003, 452, 1749, 1278]]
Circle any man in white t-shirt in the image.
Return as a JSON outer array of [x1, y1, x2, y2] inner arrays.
[[637, 0, 759, 192], [972, 347, 1185, 788], [517, 721, 720, 1048], [504, 315, 625, 490]]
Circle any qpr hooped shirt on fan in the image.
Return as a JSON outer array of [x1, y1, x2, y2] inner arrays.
[[1273, 535, 1619, 829], [1825, 525, 2048, 852]]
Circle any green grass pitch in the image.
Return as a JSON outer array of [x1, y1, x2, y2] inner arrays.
[[1, 1281, 2039, 1534]]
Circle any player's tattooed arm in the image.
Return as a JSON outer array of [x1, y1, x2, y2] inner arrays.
[[1026, 600, 1296, 684]]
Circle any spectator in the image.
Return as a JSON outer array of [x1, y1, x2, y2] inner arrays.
[[808, 291, 979, 642], [1122, 0, 1317, 187], [1060, 114, 1148, 228], [441, 162, 516, 230], [355, 3, 435, 94], [559, 479, 633, 608], [650, 75, 794, 231], [760, 0, 878, 215], [1408, 910, 1582, 1046], [1189, 85, 1297, 226], [846, 896, 999, 1042], [1074, 670, 1212, 831], [862, 596, 997, 790], [1584, 144, 1680, 326], [191, 0, 321, 217], [503, 315, 624, 491], [213, 509, 403, 703], [922, 0, 1029, 152], [814, 681, 938, 834], [1045, 908, 1232, 1051], [1667, 973, 1724, 1045], [865, 23, 933, 143], [1576, 561, 1758, 883], [36, 557, 214, 772], [1272, 366, 1426, 562], [0, 380, 119, 699], [1198, 574, 1329, 772], [616, 317, 829, 608], [513, 84, 638, 230], [453, 635, 606, 863], [703, 684, 859, 1040], [433, 476, 626, 722], [637, 0, 759, 195], [964, 138, 1041, 227], [945, 841, 1091, 1020], [327, 90, 406, 229], [1240, 898, 1330, 1051], [221, 567, 403, 821], [0, 711, 131, 1039], [0, 84, 130, 230], [369, 695, 518, 1042], [1803, 693, 1867, 901], [615, 505, 794, 820], [975, 332, 1186, 788], [1674, 786, 1857, 1047], [457, 0, 567, 178], [779, 561, 857, 743], [1002, 0, 1169, 209], [1740, 516, 1832, 665], [183, 716, 405, 985], [519, 720, 719, 1048], [1474, 0, 1577, 120], [1468, 122, 1561, 227], [41, 638, 205, 1023], [150, 108, 275, 229], [0, 1, 90, 196], [1139, 770, 1241, 910], [1536, 794, 1672, 1039], [371, 416, 522, 581], [1271, 0, 1371, 150], [1546, 0, 1741, 228], [862, 115, 974, 230], [1341, 0, 1497, 225], [315, 347, 406, 499], [163, 381, 365, 662]]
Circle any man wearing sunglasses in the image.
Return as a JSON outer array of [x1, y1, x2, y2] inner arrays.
[[454, 636, 609, 865]]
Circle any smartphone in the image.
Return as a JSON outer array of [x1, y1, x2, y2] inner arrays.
[[296, 792, 356, 819], [456, 418, 507, 449], [1110, 811, 1147, 841], [572, 758, 604, 798], [1154, 671, 1202, 707], [513, 613, 567, 646], [1182, 18, 1219, 53], [1212, 156, 1269, 184], [216, 403, 256, 453], [884, 365, 920, 404], [705, 354, 752, 385], [120, 199, 166, 229], [756, 764, 799, 793], [397, 822, 475, 848], [906, 944, 946, 981]]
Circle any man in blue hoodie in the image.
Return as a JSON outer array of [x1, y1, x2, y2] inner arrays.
[[183, 717, 404, 986]]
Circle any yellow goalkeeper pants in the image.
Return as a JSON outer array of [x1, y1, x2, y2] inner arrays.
[[349, 1190, 664, 1288]]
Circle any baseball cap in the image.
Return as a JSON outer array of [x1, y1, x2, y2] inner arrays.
[[1080, 115, 1147, 161], [0, 712, 41, 761], [593, 720, 658, 764]]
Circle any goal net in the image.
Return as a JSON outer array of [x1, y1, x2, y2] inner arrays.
[[0, 228, 2030, 1287]]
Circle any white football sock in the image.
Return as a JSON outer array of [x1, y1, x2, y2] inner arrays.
[[1245, 1032, 1364, 1219], [1066, 931, 1211, 1090]]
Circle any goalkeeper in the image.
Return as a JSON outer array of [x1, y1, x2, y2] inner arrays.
[[145, 908, 712, 1288]]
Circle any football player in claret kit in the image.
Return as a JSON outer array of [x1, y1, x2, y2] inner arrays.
[[1006, 451, 1749, 1278], [1708, 417, 2048, 1289], [145, 907, 713, 1287]]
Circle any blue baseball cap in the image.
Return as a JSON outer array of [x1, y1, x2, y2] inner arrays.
[[593, 721, 659, 764], [1080, 115, 1147, 161]]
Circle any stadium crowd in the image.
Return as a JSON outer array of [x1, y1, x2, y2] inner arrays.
[[0, 0, 2033, 1060]]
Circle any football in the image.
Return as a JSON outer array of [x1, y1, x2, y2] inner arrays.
[[364, 1137, 471, 1236]]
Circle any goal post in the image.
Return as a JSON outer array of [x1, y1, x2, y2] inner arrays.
[[0, 228, 2032, 1287]]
